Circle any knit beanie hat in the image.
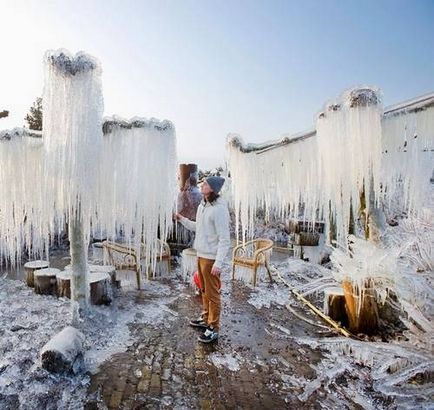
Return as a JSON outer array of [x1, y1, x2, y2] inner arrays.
[[205, 176, 225, 194]]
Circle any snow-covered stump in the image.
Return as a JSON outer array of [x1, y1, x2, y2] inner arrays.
[[89, 271, 112, 305], [88, 264, 117, 287], [24, 260, 49, 287], [34, 268, 60, 295], [40, 326, 85, 373], [181, 248, 197, 285]]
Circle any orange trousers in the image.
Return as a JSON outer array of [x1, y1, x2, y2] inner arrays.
[[197, 257, 221, 331]]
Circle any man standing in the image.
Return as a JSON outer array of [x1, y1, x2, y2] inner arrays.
[[176, 176, 230, 343]]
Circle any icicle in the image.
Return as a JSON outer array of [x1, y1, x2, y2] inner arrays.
[[227, 133, 320, 243], [0, 50, 178, 282], [381, 101, 434, 214], [97, 116, 177, 273], [0, 130, 44, 265], [316, 87, 383, 246]]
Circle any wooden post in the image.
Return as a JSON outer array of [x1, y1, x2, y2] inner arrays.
[[24, 260, 49, 287]]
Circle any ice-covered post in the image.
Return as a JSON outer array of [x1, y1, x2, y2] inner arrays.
[[317, 88, 384, 334], [69, 207, 89, 320], [316, 88, 383, 246], [43, 51, 103, 319]]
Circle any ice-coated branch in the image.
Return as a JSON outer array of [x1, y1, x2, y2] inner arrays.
[[0, 127, 42, 141]]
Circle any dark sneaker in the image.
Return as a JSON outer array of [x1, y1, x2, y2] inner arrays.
[[198, 327, 219, 344], [189, 318, 208, 329]]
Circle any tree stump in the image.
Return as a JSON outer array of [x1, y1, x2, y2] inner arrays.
[[34, 268, 60, 295], [56, 271, 71, 298], [65, 264, 119, 291], [24, 260, 49, 287], [89, 271, 112, 305], [324, 287, 348, 327], [88, 264, 116, 281], [181, 248, 197, 284], [342, 279, 379, 335], [40, 326, 85, 373]]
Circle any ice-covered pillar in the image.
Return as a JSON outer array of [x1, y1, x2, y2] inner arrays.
[[69, 206, 89, 321], [43, 50, 103, 319], [316, 88, 383, 246]]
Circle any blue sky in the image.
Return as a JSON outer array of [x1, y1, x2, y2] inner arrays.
[[0, 0, 433, 169]]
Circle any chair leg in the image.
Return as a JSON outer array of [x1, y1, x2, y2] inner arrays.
[[265, 260, 273, 283], [232, 263, 236, 280], [253, 265, 258, 287], [136, 268, 141, 290]]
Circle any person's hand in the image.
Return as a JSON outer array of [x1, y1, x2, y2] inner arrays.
[[174, 213, 182, 221], [211, 266, 221, 276]]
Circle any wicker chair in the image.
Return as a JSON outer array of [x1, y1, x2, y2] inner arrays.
[[103, 239, 171, 289], [231, 239, 274, 286]]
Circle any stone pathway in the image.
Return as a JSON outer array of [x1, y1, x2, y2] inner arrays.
[[84, 273, 336, 410]]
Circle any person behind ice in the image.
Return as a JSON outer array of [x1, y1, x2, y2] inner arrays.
[[176, 176, 230, 343]]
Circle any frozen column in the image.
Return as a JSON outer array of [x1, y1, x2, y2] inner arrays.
[[43, 50, 104, 316]]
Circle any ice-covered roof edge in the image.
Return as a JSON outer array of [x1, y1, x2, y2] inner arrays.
[[228, 90, 434, 154], [0, 117, 175, 141], [102, 116, 174, 134]]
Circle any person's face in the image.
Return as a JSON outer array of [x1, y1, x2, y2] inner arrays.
[[200, 181, 213, 196]]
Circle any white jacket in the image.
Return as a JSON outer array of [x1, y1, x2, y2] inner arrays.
[[179, 197, 231, 269]]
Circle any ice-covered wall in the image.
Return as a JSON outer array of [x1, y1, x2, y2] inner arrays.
[[381, 96, 434, 214], [228, 133, 320, 243], [227, 88, 434, 246], [0, 131, 44, 264]]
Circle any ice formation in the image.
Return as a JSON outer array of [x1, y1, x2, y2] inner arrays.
[[227, 88, 434, 247], [330, 234, 398, 312], [180, 248, 197, 285], [0, 130, 44, 264], [316, 88, 383, 244], [298, 336, 434, 408], [228, 132, 320, 243], [381, 93, 434, 214], [0, 50, 177, 297], [98, 116, 177, 274]]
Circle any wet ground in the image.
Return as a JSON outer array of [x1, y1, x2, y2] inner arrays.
[[83, 250, 373, 410], [85, 281, 326, 409], [0, 250, 399, 409]]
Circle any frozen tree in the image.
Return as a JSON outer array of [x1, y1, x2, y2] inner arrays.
[[0, 50, 177, 323]]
